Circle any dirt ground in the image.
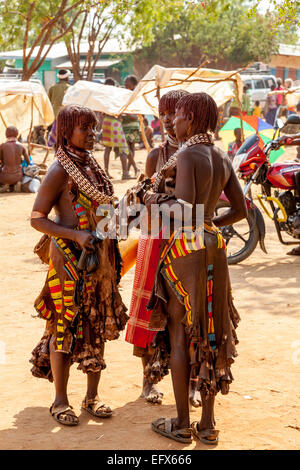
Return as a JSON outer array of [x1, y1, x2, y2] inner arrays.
[[0, 142, 299, 450]]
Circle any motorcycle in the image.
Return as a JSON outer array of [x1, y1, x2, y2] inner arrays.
[[216, 114, 300, 264]]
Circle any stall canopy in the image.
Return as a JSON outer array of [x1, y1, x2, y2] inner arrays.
[[119, 65, 244, 116], [0, 81, 54, 142], [63, 66, 243, 118], [62, 80, 154, 117]]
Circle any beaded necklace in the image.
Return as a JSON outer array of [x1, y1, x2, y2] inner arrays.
[[153, 133, 213, 193], [56, 146, 114, 205]]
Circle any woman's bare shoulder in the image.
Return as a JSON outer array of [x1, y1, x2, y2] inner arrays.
[[145, 147, 160, 177], [43, 160, 68, 186], [146, 146, 160, 161]]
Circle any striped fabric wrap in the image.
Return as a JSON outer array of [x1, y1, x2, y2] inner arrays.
[[51, 237, 79, 281], [35, 299, 51, 320], [207, 264, 216, 350], [161, 225, 224, 347], [56, 319, 64, 350]]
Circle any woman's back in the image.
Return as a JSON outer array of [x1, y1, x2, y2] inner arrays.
[[175, 143, 232, 225]]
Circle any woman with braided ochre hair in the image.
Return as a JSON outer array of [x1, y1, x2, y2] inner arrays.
[[30, 104, 128, 426], [125, 89, 203, 406], [139, 92, 247, 444]]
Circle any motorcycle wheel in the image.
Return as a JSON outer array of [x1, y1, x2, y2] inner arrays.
[[215, 200, 259, 265]]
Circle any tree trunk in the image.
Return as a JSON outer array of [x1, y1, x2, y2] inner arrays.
[[22, 67, 31, 81]]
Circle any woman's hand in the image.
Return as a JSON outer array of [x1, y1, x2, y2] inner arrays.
[[74, 231, 96, 251]]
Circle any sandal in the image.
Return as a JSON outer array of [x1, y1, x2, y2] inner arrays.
[[151, 417, 192, 443], [287, 247, 300, 256], [49, 403, 79, 426], [81, 395, 113, 418], [191, 421, 219, 445]]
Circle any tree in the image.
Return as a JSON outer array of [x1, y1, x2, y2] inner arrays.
[[0, 0, 86, 80], [133, 0, 298, 74], [58, 0, 185, 82]]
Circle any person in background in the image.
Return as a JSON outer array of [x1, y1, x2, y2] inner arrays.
[[252, 100, 262, 118], [284, 78, 293, 90], [101, 77, 130, 179], [47, 69, 72, 148], [143, 117, 154, 148], [48, 69, 71, 120], [284, 78, 296, 115], [265, 85, 277, 126], [228, 127, 242, 161], [295, 102, 300, 163], [276, 78, 284, 108], [151, 117, 161, 136], [214, 105, 225, 140], [242, 85, 251, 116], [122, 75, 140, 177], [0, 126, 30, 192]]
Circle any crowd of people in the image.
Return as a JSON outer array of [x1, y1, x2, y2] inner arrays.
[[226, 76, 300, 160]]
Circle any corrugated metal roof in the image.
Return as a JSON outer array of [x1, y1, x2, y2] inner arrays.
[[55, 58, 121, 69], [0, 39, 131, 60], [277, 43, 300, 57]]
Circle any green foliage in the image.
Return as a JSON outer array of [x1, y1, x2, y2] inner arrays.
[[0, 1, 81, 49], [248, 1, 299, 31], [0, 0, 298, 79], [133, 0, 298, 70]]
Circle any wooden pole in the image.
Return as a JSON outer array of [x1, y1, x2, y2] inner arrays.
[[27, 96, 34, 155], [156, 85, 165, 142], [234, 80, 245, 142], [138, 114, 151, 154], [0, 111, 7, 129]]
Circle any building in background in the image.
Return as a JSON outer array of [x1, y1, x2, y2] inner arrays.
[[0, 39, 133, 90], [270, 43, 300, 84]]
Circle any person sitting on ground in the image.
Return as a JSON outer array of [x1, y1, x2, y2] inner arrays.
[[0, 126, 30, 192], [101, 77, 130, 179], [228, 128, 242, 161]]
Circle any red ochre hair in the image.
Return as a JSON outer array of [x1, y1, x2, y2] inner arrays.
[[56, 105, 98, 149], [159, 89, 190, 115], [176, 92, 218, 133]]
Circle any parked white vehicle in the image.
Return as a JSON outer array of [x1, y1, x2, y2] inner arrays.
[[241, 74, 277, 107]]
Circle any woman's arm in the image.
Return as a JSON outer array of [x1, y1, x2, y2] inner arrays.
[[31, 163, 95, 250], [145, 147, 160, 178]]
